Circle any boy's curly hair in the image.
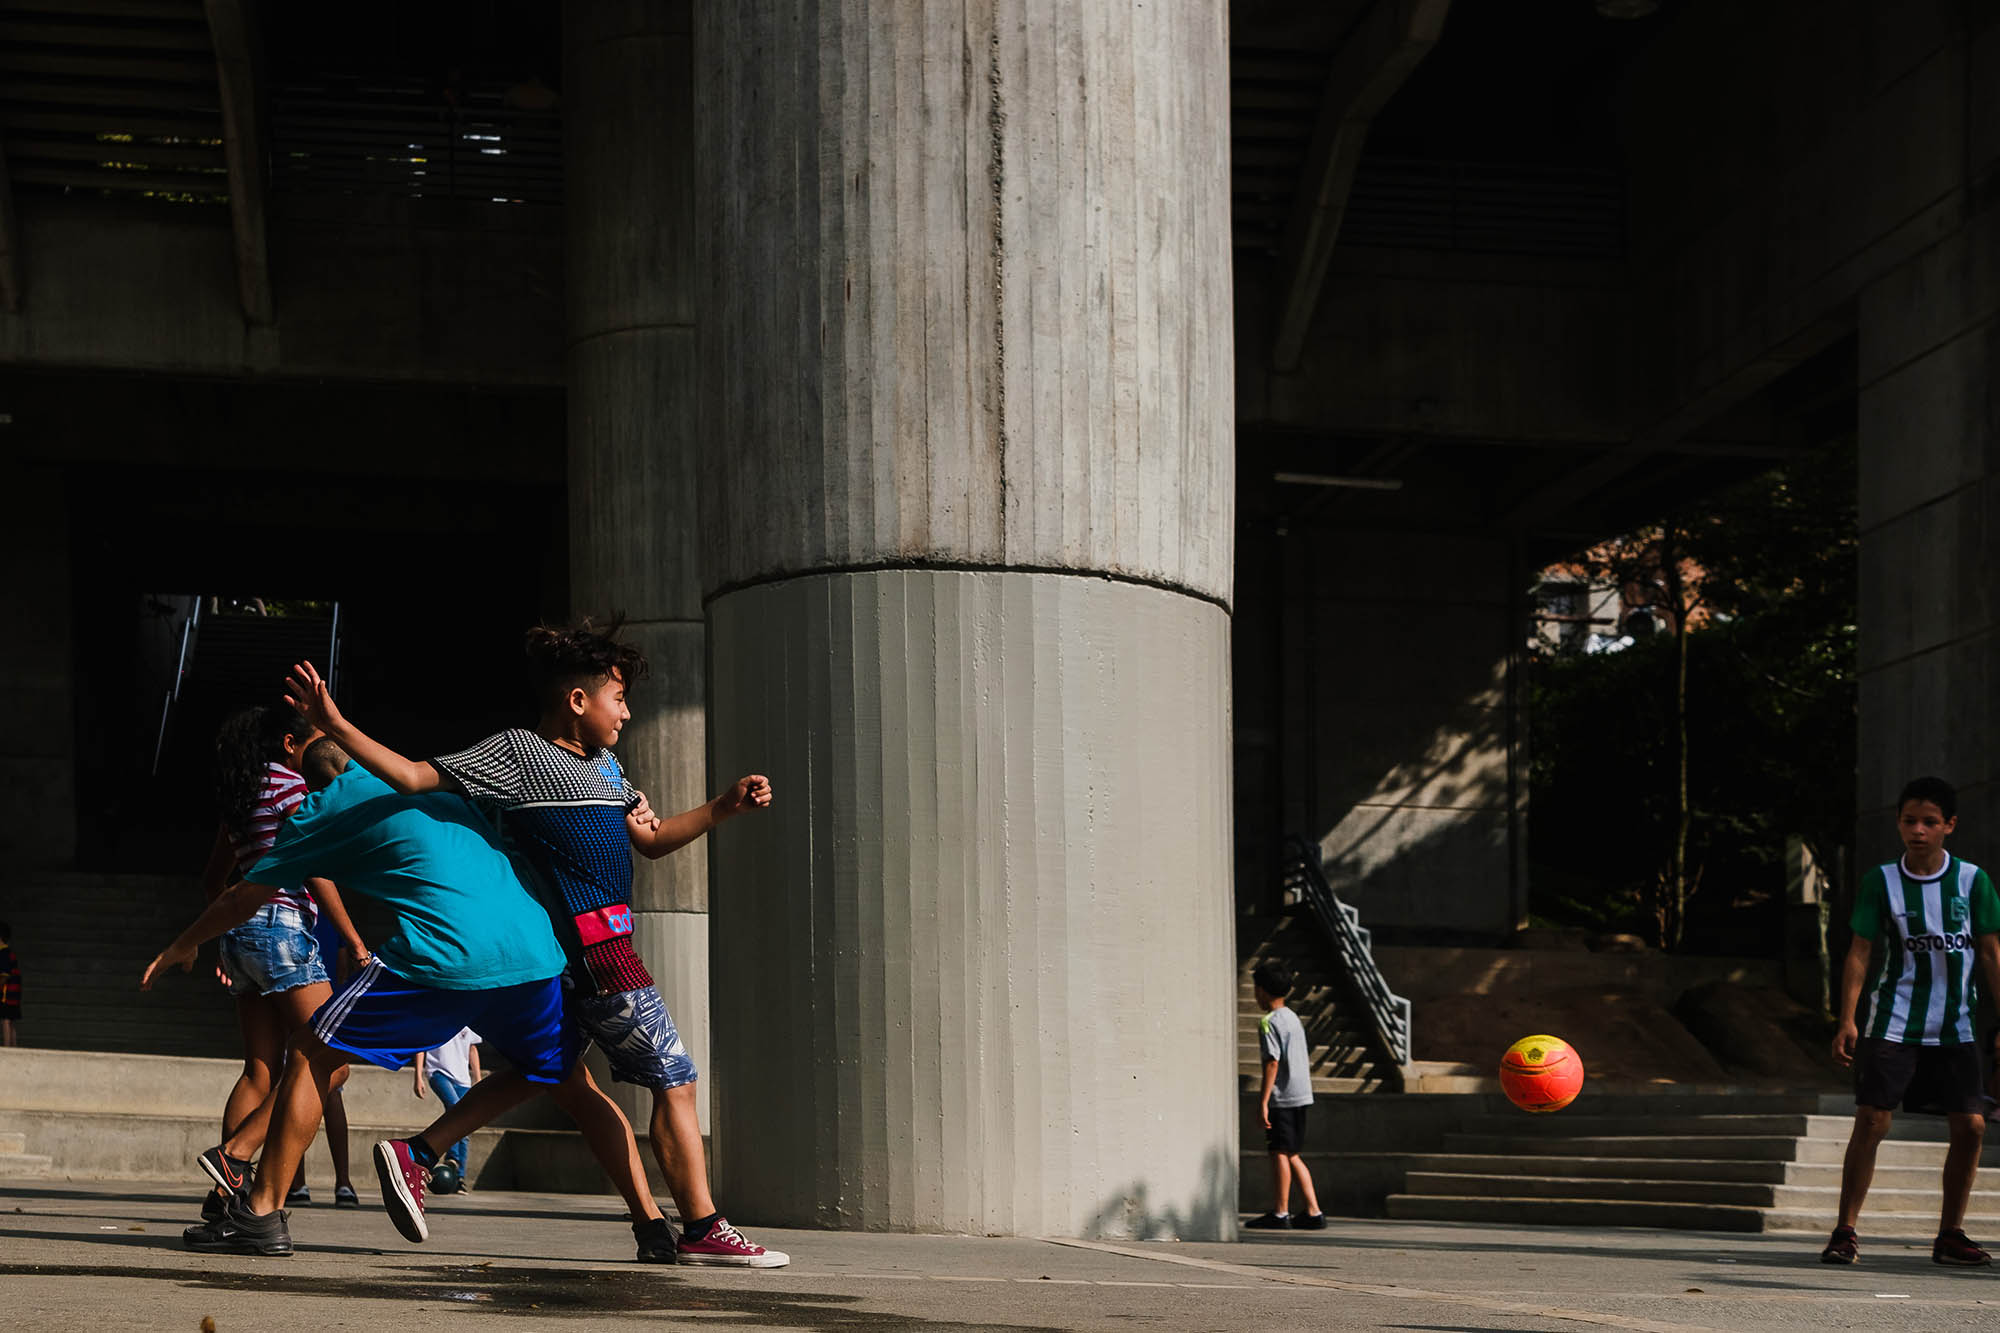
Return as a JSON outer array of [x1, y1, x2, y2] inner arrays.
[[525, 616, 649, 707]]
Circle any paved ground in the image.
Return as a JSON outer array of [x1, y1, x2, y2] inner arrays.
[[8, 1179, 2000, 1331]]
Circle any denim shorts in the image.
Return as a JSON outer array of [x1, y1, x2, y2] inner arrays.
[[219, 903, 329, 996], [574, 985, 698, 1090]]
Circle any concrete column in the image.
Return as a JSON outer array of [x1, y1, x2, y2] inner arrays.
[[564, 0, 709, 1127], [1854, 201, 2000, 872], [696, 3, 1236, 1237], [0, 464, 74, 869]]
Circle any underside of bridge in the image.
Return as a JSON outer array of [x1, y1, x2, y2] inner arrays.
[[0, 0, 1988, 1238]]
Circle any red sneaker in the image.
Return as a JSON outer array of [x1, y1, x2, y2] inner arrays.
[[1934, 1229, 1991, 1266], [677, 1216, 789, 1268], [372, 1139, 429, 1243]]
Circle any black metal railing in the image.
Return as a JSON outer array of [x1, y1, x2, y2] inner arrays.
[[1279, 834, 1412, 1076]]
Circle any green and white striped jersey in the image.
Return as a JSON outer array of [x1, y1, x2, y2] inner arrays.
[[1851, 856, 2000, 1045]]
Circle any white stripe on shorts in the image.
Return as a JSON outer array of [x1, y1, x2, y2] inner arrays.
[[314, 957, 385, 1044]]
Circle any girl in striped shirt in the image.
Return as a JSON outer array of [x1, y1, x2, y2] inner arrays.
[[196, 705, 366, 1214]]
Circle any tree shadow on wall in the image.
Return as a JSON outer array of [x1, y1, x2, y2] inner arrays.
[[1080, 1144, 1237, 1241]]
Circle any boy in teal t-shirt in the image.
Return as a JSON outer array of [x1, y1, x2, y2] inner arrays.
[[1824, 776, 2000, 1267]]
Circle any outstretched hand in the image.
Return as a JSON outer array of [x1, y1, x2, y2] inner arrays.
[[283, 660, 344, 734], [141, 940, 198, 992], [717, 775, 774, 820]]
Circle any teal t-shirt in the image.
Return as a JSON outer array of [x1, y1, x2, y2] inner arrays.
[[247, 768, 566, 991]]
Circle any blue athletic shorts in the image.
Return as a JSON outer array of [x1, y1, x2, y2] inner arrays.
[[219, 904, 329, 996], [574, 984, 699, 1090], [310, 959, 579, 1084]]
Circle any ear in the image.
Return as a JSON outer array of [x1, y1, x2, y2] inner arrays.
[[1944, 815, 1959, 835], [567, 685, 590, 717]]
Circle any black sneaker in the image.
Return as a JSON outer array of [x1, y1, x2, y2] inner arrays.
[[1244, 1212, 1292, 1230], [200, 1188, 231, 1223], [196, 1145, 254, 1197], [286, 1184, 312, 1205], [1293, 1212, 1327, 1230], [634, 1215, 681, 1264], [1821, 1224, 1858, 1264], [184, 1198, 293, 1256], [334, 1184, 360, 1209], [1935, 1229, 1992, 1266]]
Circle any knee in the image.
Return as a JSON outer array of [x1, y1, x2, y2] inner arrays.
[[1951, 1114, 1987, 1146], [1854, 1108, 1894, 1141]]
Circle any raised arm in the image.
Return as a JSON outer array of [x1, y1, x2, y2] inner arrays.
[[141, 879, 280, 990], [284, 660, 441, 794], [626, 775, 774, 860]]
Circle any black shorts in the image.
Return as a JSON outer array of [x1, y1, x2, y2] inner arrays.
[[0, 1003, 17, 1021], [1266, 1104, 1309, 1154], [1853, 1036, 1984, 1115]]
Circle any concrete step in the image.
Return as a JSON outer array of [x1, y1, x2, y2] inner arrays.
[[1385, 1193, 1766, 1231], [1403, 1172, 1778, 1206], [1761, 1209, 2000, 1238], [1453, 1112, 1967, 1143], [1766, 1183, 2000, 1214], [1408, 1153, 1792, 1183], [1441, 1133, 1805, 1160], [0, 1130, 25, 1154], [0, 1152, 55, 1178]]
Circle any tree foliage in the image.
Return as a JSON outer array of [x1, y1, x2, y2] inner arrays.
[[1527, 440, 1857, 952]]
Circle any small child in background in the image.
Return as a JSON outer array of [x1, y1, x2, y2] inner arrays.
[[1245, 963, 1326, 1231], [414, 1027, 482, 1192], [0, 920, 20, 1046]]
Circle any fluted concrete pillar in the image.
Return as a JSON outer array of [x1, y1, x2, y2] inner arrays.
[[565, 0, 708, 1127], [697, 2, 1236, 1237]]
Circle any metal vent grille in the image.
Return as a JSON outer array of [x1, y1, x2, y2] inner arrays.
[[0, 0, 228, 203], [270, 79, 560, 206]]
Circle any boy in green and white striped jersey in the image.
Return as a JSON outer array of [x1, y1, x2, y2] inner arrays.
[[1822, 777, 2000, 1267]]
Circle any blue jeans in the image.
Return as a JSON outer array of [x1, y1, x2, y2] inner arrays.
[[426, 1071, 470, 1173]]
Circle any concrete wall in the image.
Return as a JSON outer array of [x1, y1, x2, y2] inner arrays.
[[696, 1, 1237, 1238], [1289, 531, 1525, 938], [0, 195, 561, 385], [1621, 1, 1997, 872], [0, 464, 73, 870]]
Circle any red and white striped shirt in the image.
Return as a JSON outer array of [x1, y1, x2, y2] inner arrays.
[[229, 762, 317, 921]]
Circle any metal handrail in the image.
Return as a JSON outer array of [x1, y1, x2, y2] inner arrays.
[[1280, 835, 1412, 1073]]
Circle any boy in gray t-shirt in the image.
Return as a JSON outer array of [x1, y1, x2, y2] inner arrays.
[[1246, 964, 1325, 1229]]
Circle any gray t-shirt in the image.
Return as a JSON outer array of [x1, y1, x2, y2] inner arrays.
[[1259, 1005, 1314, 1108]]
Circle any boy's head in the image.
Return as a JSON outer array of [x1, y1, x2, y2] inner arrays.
[[525, 619, 649, 750], [1251, 963, 1292, 1010], [300, 737, 351, 791], [1898, 775, 1958, 857]]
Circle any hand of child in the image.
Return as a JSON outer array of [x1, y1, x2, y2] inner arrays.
[[1260, 1100, 1272, 1130], [141, 940, 198, 991], [283, 660, 344, 733], [414, 1071, 428, 1100], [627, 791, 662, 833], [718, 774, 774, 819], [1831, 1020, 1859, 1068]]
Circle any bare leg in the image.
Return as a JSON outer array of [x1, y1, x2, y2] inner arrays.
[[417, 1068, 541, 1150], [550, 1064, 663, 1223], [219, 980, 335, 1161], [1, 1018, 15, 1046], [1270, 1152, 1292, 1215], [223, 993, 280, 1141], [1287, 1153, 1320, 1216], [647, 1083, 717, 1223], [245, 1034, 347, 1217], [323, 1088, 354, 1189], [1940, 1112, 1986, 1233], [1837, 1106, 1893, 1228]]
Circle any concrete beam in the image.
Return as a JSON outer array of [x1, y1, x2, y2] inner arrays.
[[203, 0, 271, 325], [1269, 0, 1450, 372]]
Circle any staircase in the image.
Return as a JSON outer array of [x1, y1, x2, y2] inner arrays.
[[0, 872, 243, 1058], [1389, 1092, 2000, 1236], [1239, 912, 1404, 1093]]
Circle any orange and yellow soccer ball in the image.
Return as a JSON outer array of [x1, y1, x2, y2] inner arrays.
[[1499, 1034, 1584, 1112]]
